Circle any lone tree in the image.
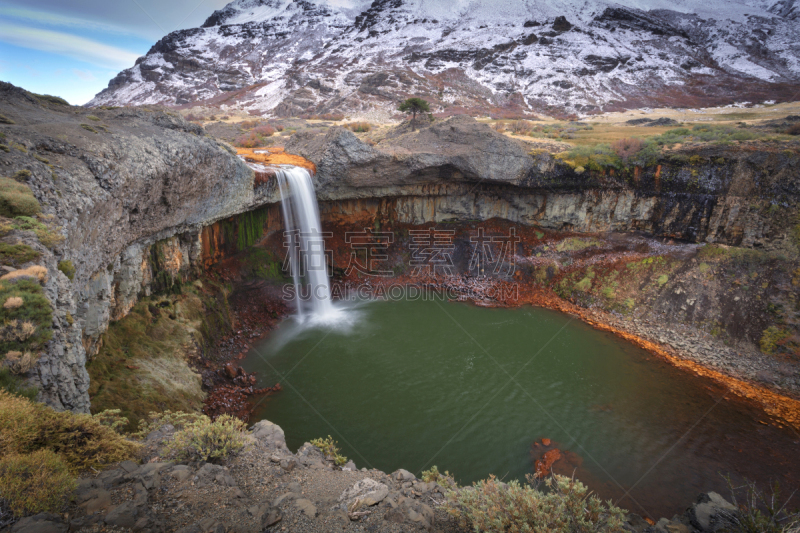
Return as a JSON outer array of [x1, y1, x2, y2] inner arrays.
[[398, 97, 430, 129]]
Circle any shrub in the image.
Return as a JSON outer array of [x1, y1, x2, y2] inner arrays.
[[657, 274, 669, 286], [0, 390, 138, 470], [166, 414, 247, 463], [611, 137, 644, 163], [0, 449, 76, 516], [786, 123, 800, 136], [136, 410, 207, 437], [80, 124, 98, 133], [252, 125, 275, 137], [86, 115, 101, 122], [449, 474, 626, 533], [310, 435, 348, 466], [0, 177, 41, 218], [722, 476, 800, 533], [421, 465, 458, 489], [511, 120, 534, 135], [0, 243, 40, 267], [57, 260, 75, 280], [0, 114, 14, 124], [92, 409, 130, 433], [346, 122, 372, 133], [760, 326, 791, 354], [234, 131, 262, 148]]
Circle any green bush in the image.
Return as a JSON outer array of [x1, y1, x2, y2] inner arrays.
[[0, 449, 76, 516], [760, 326, 790, 354], [57, 260, 75, 280], [0, 114, 14, 124], [421, 465, 458, 489], [0, 177, 41, 218], [310, 435, 348, 466], [0, 367, 38, 400], [449, 474, 626, 533], [0, 390, 139, 470], [0, 243, 40, 267], [80, 124, 98, 133], [166, 414, 247, 463]]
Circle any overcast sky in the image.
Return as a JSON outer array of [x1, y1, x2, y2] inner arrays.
[[0, 0, 236, 104]]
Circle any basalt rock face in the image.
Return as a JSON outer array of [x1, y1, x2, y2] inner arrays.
[[288, 116, 800, 252], [0, 82, 254, 411]]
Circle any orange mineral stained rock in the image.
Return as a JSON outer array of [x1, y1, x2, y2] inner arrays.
[[534, 449, 563, 478], [236, 147, 316, 173], [541, 438, 551, 446]]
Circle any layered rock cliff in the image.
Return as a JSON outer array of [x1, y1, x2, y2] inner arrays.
[[287, 116, 800, 252], [0, 82, 256, 411]]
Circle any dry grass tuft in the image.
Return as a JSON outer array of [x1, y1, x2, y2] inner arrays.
[[0, 265, 48, 284], [3, 296, 23, 309]]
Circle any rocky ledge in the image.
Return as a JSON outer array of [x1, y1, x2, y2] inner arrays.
[[7, 420, 744, 533]]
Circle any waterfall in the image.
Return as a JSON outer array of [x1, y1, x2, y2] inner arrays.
[[276, 166, 334, 318]]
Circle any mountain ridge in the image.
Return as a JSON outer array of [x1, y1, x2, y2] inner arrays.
[[88, 0, 800, 117]]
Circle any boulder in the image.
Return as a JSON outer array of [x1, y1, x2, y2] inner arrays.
[[294, 498, 318, 517], [337, 478, 390, 510], [688, 492, 737, 532], [251, 420, 290, 453], [392, 469, 416, 482]]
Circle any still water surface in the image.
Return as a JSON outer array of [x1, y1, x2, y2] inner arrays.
[[242, 298, 800, 518]]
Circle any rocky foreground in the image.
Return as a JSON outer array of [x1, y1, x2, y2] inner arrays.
[[5, 420, 744, 533]]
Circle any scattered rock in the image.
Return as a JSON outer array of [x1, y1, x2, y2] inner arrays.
[[175, 517, 225, 533]]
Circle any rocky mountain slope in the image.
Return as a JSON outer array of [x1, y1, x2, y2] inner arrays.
[[88, 0, 800, 116]]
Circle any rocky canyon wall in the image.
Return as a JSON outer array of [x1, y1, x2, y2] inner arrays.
[[2, 81, 798, 413]]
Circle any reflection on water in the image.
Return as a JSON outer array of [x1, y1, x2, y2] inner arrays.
[[242, 298, 800, 519]]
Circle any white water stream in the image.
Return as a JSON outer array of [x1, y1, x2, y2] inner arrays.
[[276, 167, 335, 320]]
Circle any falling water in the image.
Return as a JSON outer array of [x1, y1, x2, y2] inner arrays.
[[276, 166, 334, 318]]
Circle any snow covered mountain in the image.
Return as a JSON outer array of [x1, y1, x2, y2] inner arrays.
[[88, 0, 800, 116]]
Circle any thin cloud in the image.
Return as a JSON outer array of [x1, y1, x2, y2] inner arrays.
[[72, 69, 96, 81], [0, 6, 141, 36], [0, 24, 140, 69]]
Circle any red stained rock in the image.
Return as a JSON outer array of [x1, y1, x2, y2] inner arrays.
[[534, 449, 562, 479]]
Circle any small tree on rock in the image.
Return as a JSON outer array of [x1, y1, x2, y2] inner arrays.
[[398, 97, 431, 129]]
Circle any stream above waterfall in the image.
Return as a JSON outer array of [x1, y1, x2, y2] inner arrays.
[[240, 297, 800, 519]]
